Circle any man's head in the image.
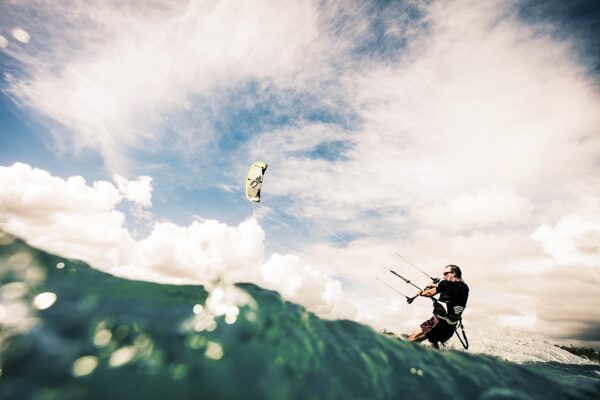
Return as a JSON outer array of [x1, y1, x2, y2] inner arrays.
[[443, 264, 462, 281]]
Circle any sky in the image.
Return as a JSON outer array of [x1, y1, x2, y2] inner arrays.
[[1, 0, 599, 345]]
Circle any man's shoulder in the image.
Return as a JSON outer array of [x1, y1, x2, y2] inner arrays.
[[456, 280, 469, 293], [445, 280, 469, 290]]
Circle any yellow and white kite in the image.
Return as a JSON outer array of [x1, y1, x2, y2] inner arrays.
[[245, 161, 268, 202]]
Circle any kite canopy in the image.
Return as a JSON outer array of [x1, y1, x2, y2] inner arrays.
[[246, 161, 268, 202]]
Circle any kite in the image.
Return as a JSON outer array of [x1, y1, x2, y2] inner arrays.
[[245, 161, 268, 202]]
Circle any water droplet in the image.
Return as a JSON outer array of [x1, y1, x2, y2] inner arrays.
[[205, 342, 223, 360], [206, 320, 217, 332], [245, 311, 257, 322], [193, 314, 217, 332], [94, 329, 112, 347], [186, 335, 206, 350], [225, 306, 239, 324], [1, 282, 28, 300], [211, 287, 224, 302], [170, 364, 188, 380], [8, 252, 32, 270], [2, 302, 28, 324], [134, 334, 152, 349], [25, 265, 46, 284], [109, 346, 136, 367], [193, 304, 203, 314], [33, 292, 57, 310], [72, 356, 98, 377]]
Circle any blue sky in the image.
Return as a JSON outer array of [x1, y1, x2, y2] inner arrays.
[[1, 0, 600, 343]]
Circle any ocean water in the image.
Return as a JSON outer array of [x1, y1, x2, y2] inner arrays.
[[0, 231, 598, 400]]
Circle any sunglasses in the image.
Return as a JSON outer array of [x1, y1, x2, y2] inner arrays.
[[443, 271, 453, 276]]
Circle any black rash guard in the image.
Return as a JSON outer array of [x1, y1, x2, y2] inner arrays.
[[433, 280, 469, 324]]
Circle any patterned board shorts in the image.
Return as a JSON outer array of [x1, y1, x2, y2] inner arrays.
[[420, 316, 455, 343]]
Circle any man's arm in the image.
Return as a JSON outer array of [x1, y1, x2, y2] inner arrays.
[[418, 286, 438, 297]]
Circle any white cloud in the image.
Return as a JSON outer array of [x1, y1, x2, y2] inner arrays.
[[416, 186, 533, 232], [532, 197, 600, 268], [248, 206, 266, 220], [11, 28, 30, 43], [4, 0, 332, 172], [247, 0, 600, 226], [0, 163, 134, 267], [114, 174, 153, 208], [261, 253, 358, 319], [119, 219, 265, 284], [0, 35, 7, 48]]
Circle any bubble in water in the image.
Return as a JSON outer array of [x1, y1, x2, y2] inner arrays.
[[192, 313, 217, 332], [2, 302, 28, 324], [25, 265, 46, 284], [170, 364, 188, 380], [94, 329, 112, 347], [182, 284, 256, 335], [109, 346, 137, 367], [193, 304, 203, 314], [8, 252, 33, 270], [245, 311, 257, 322], [186, 335, 206, 350], [1, 282, 28, 300], [211, 287, 224, 302], [134, 334, 152, 349], [205, 342, 223, 360], [225, 306, 239, 324], [205, 320, 217, 332], [72, 356, 98, 377], [33, 292, 57, 310]]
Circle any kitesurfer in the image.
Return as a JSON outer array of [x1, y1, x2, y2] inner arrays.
[[407, 265, 469, 349]]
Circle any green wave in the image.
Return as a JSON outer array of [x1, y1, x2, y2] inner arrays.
[[0, 231, 598, 400]]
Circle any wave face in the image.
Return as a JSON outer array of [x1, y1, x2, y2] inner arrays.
[[0, 231, 599, 400]]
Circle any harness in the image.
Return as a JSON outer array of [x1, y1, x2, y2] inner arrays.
[[432, 298, 469, 350]]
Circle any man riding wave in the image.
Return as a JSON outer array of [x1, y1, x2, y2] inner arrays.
[[407, 265, 469, 349]]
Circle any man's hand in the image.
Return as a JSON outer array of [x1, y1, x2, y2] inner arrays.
[[419, 287, 438, 297]]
